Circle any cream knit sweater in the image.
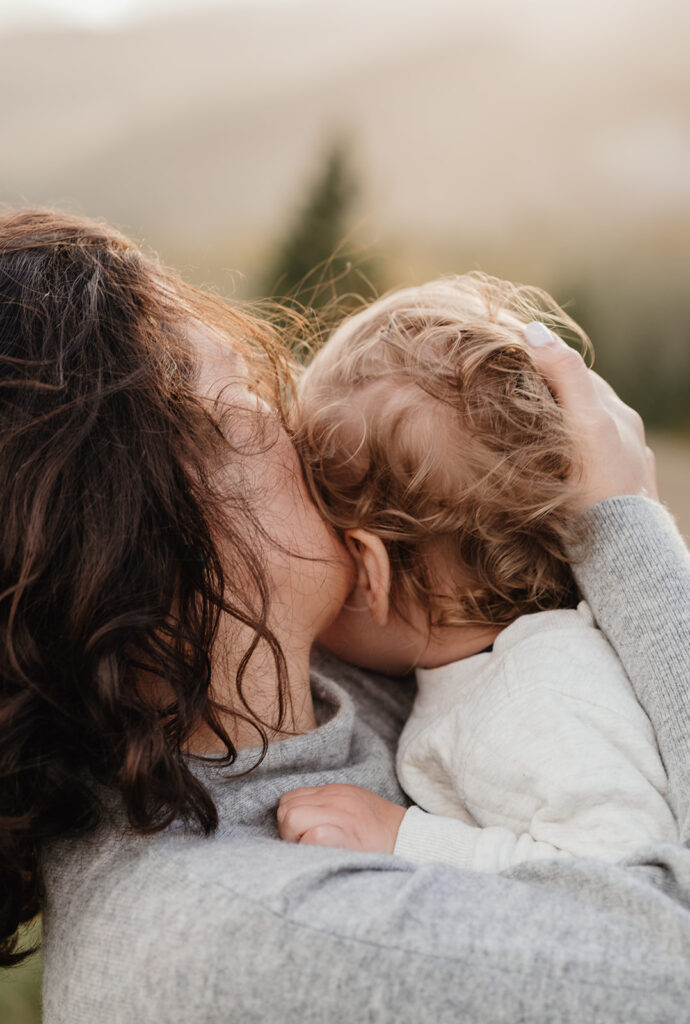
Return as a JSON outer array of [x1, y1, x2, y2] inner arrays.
[[395, 601, 678, 870]]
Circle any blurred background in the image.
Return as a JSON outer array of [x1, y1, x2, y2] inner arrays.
[[0, 0, 688, 1017]]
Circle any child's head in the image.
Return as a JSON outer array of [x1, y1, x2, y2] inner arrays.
[[293, 273, 590, 673]]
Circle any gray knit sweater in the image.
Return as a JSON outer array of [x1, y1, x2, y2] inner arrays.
[[41, 497, 690, 1023]]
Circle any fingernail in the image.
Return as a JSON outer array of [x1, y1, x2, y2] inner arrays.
[[524, 322, 556, 348]]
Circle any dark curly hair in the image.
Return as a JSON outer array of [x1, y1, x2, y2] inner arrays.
[[0, 209, 292, 965]]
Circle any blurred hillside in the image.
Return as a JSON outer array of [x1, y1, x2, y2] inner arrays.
[[1, 0, 688, 283], [0, 0, 688, 432]]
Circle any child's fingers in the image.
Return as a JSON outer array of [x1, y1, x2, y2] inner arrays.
[[278, 785, 325, 805], [277, 793, 315, 829], [277, 800, 343, 843], [277, 783, 359, 817], [279, 783, 353, 802], [277, 787, 338, 821], [299, 824, 350, 849], [277, 801, 322, 842]]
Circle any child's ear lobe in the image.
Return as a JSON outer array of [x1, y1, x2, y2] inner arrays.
[[344, 529, 391, 627]]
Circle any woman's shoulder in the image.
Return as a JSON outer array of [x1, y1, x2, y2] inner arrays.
[[40, 818, 292, 1021], [41, 663, 412, 1019]]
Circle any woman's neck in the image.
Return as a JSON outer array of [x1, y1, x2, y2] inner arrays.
[[188, 615, 317, 754]]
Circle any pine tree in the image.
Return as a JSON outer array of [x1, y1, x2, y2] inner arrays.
[[262, 142, 379, 312]]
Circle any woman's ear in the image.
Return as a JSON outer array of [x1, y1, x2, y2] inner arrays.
[[344, 529, 391, 627]]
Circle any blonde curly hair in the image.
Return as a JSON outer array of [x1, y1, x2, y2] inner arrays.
[[293, 273, 591, 628]]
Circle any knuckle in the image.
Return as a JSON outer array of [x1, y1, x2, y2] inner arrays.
[[631, 408, 645, 435], [310, 825, 334, 844], [597, 416, 620, 443], [558, 345, 586, 372], [282, 807, 301, 828]]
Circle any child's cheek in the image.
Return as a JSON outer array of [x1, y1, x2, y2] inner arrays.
[[318, 606, 419, 677]]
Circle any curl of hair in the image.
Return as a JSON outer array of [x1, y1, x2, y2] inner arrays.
[[294, 273, 591, 628], [0, 209, 293, 965]]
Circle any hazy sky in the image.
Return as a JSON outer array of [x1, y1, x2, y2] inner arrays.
[[1, 0, 649, 31], [0, 0, 424, 31], [0, 0, 180, 28], [0, 0, 330, 30]]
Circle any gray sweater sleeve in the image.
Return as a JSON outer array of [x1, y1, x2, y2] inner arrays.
[[572, 496, 690, 836]]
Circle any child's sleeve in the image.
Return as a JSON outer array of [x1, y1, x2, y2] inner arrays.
[[394, 804, 576, 871], [395, 637, 678, 873]]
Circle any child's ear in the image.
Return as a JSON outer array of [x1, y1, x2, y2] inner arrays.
[[344, 529, 391, 627]]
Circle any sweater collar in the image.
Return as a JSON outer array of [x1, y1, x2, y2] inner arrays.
[[188, 670, 354, 783]]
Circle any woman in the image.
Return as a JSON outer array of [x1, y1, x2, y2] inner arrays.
[[1, 210, 689, 1022]]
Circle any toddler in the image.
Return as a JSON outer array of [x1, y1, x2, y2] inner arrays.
[[282, 274, 678, 870]]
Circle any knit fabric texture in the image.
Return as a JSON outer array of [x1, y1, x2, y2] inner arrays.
[[395, 600, 677, 871], [41, 497, 690, 1023]]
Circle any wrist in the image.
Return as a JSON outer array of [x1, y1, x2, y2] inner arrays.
[[383, 802, 407, 853]]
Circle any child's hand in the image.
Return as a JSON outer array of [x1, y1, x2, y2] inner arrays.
[[277, 784, 406, 853]]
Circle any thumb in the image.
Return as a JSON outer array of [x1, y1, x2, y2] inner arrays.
[[523, 321, 592, 413]]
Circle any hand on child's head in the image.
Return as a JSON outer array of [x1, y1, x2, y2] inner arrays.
[[523, 323, 658, 509]]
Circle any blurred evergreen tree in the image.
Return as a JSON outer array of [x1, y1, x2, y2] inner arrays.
[[262, 141, 381, 320]]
